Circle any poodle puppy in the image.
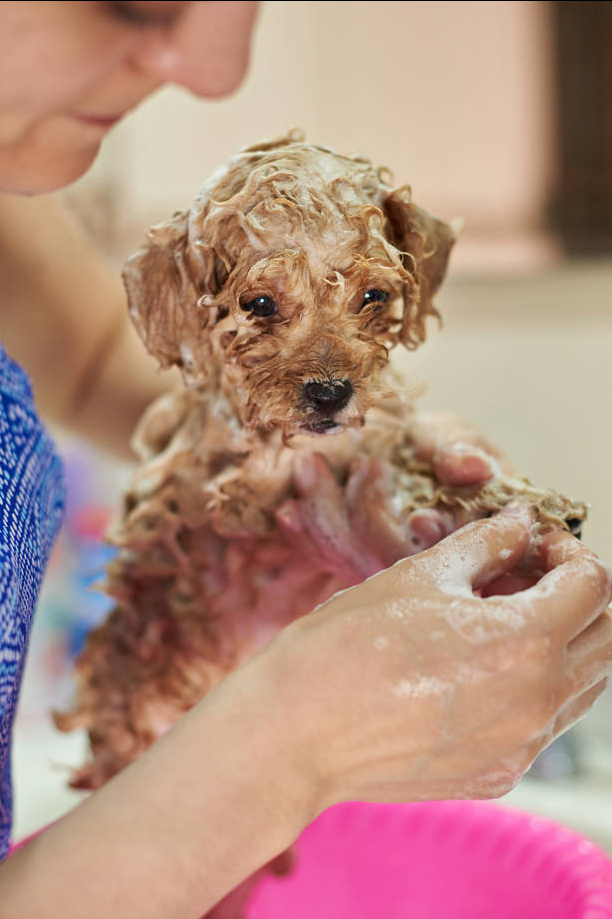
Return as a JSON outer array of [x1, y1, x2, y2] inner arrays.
[[56, 131, 586, 917]]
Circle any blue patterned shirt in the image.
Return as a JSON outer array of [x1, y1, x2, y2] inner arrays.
[[0, 343, 65, 859]]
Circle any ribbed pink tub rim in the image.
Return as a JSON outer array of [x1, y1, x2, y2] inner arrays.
[[247, 800, 612, 919]]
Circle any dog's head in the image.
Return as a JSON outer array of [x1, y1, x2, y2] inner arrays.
[[124, 131, 455, 437]]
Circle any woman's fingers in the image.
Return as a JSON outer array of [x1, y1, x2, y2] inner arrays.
[[541, 528, 603, 570], [409, 410, 514, 483], [480, 572, 539, 597], [433, 442, 497, 486], [551, 678, 608, 740], [407, 507, 454, 550], [514, 531, 612, 641], [416, 504, 533, 593], [566, 610, 612, 690]]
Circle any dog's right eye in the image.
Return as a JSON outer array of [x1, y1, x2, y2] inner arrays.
[[360, 289, 389, 310], [241, 296, 278, 317]]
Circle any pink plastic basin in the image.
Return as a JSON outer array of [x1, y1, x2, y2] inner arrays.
[[247, 800, 612, 919]]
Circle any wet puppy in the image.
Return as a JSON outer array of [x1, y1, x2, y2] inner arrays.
[[56, 131, 585, 918]]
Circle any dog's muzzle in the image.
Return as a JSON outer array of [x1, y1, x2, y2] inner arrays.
[[301, 379, 353, 433]]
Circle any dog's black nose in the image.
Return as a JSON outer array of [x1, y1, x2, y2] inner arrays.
[[303, 379, 353, 415]]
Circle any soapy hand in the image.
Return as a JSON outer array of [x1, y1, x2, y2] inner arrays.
[[269, 506, 612, 812]]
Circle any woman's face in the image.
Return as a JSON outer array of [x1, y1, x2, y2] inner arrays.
[[0, 1, 259, 193]]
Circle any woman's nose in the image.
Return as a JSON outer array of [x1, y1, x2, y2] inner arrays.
[[131, 1, 259, 99]]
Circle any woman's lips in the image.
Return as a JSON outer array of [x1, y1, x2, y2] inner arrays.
[[72, 113, 124, 129]]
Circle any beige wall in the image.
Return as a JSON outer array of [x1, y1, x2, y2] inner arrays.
[[68, 1, 557, 269]]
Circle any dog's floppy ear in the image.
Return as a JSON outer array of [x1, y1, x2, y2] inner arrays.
[[123, 210, 224, 380], [383, 187, 456, 346]]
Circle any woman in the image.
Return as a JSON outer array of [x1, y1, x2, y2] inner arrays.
[[1, 4, 610, 917]]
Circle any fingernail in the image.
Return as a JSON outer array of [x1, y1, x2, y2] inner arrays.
[[408, 508, 447, 547], [275, 500, 301, 533], [293, 453, 317, 489]]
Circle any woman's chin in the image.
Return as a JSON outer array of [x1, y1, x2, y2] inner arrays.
[[0, 139, 102, 195]]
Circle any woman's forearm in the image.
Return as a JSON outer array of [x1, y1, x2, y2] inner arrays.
[[0, 648, 311, 919], [0, 192, 177, 458], [65, 305, 179, 459]]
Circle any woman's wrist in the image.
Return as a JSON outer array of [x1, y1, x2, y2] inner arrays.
[[191, 639, 323, 844]]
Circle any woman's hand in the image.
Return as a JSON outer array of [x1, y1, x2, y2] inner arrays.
[[276, 412, 517, 582], [409, 410, 515, 484], [5, 510, 609, 919], [270, 506, 612, 813]]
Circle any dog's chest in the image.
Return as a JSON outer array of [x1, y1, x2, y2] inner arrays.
[[117, 392, 424, 667]]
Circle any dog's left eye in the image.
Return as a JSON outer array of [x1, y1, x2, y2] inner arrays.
[[241, 296, 278, 317], [360, 289, 389, 310]]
